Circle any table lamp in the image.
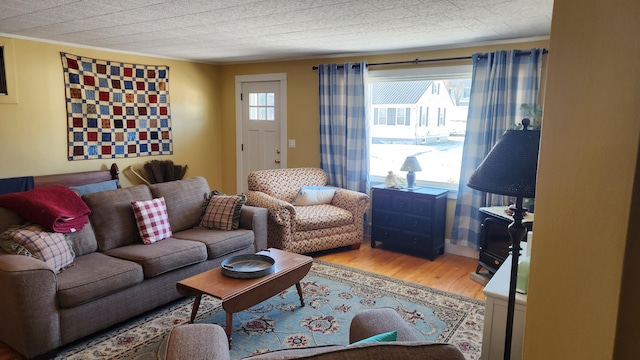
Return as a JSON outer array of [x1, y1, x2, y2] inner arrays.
[[400, 156, 422, 189], [466, 120, 540, 360]]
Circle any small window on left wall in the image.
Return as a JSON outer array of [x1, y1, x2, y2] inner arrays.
[[0, 46, 8, 95], [0, 38, 18, 104]]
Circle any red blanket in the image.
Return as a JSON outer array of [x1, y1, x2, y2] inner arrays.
[[0, 185, 91, 233]]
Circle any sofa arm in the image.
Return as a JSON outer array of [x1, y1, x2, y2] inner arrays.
[[165, 324, 230, 360], [0, 254, 60, 359], [245, 190, 295, 226], [239, 205, 268, 252], [349, 308, 420, 343], [331, 188, 370, 217]]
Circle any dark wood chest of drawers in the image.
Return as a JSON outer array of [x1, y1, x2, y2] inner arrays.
[[370, 185, 447, 260]]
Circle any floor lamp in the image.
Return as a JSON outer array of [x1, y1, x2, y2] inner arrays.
[[467, 122, 540, 360]]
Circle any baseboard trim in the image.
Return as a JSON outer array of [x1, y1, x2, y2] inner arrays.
[[364, 236, 478, 260], [444, 239, 479, 259]]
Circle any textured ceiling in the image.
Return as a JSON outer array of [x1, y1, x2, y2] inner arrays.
[[0, 0, 554, 64]]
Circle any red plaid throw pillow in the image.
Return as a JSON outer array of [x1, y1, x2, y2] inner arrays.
[[132, 197, 172, 244], [199, 195, 243, 231]]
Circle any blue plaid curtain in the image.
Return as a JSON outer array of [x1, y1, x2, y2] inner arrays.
[[451, 49, 544, 249], [318, 62, 369, 193]]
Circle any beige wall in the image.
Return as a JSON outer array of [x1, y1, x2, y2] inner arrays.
[[524, 1, 640, 359], [0, 37, 222, 189]]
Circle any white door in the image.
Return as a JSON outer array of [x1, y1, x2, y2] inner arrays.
[[235, 74, 287, 192]]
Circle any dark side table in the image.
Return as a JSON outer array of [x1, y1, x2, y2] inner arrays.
[[370, 185, 447, 260]]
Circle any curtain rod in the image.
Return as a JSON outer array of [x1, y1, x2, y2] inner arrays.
[[311, 49, 548, 70]]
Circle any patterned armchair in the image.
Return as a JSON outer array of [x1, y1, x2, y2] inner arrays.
[[246, 168, 370, 254]]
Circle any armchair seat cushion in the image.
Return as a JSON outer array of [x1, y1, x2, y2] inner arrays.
[[294, 205, 353, 231]]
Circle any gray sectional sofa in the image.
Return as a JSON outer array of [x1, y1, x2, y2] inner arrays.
[[0, 176, 268, 359]]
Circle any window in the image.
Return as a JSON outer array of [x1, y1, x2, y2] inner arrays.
[[368, 66, 472, 189], [0, 47, 7, 95], [0, 38, 18, 104], [248, 92, 275, 120]]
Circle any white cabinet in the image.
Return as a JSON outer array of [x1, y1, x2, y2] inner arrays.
[[481, 254, 527, 360]]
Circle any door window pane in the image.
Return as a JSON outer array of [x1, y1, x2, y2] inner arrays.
[[248, 92, 275, 121]]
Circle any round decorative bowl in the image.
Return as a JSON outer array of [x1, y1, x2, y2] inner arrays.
[[221, 254, 275, 279]]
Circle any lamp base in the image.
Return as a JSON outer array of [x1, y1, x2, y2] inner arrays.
[[406, 171, 416, 189]]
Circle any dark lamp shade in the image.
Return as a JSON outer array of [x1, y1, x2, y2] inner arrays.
[[467, 129, 540, 198], [400, 156, 422, 172]]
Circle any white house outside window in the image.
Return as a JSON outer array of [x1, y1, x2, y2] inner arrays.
[[367, 66, 472, 191]]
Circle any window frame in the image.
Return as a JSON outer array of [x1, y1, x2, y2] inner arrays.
[[367, 65, 472, 195], [0, 38, 18, 104]]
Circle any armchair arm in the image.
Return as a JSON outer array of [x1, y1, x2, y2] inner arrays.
[[165, 324, 230, 360], [0, 254, 60, 359], [245, 190, 296, 227], [238, 205, 268, 252], [349, 308, 420, 344], [331, 188, 370, 217]]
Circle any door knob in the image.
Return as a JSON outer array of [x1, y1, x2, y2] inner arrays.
[[275, 159, 281, 163]]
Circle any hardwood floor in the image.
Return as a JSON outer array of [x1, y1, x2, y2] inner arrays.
[[0, 240, 485, 360], [314, 239, 486, 301]]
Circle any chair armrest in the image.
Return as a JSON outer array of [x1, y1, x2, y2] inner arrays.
[[331, 188, 370, 216], [238, 205, 268, 252], [165, 324, 230, 360], [245, 190, 296, 226], [0, 254, 60, 358], [349, 308, 420, 343]]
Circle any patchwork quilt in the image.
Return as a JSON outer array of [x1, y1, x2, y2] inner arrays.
[[61, 53, 172, 160]]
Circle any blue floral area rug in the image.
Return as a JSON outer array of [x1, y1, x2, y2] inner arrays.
[[54, 260, 484, 360]]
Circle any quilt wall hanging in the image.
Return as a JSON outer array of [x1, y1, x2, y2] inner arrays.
[[61, 52, 172, 160]]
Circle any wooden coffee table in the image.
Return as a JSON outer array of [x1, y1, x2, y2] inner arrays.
[[176, 248, 313, 347]]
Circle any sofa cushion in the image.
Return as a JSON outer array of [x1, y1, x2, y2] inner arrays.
[[132, 197, 173, 244], [66, 220, 98, 256], [0, 223, 75, 273], [0, 207, 24, 233], [294, 205, 353, 231], [83, 185, 153, 251], [103, 238, 207, 278], [172, 228, 255, 259], [148, 177, 210, 232], [57, 252, 144, 308], [200, 195, 245, 231]]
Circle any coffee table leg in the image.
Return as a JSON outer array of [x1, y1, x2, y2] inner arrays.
[[189, 294, 202, 323], [295, 281, 305, 307], [226, 311, 233, 349]]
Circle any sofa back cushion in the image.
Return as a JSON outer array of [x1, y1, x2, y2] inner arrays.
[[247, 168, 328, 203], [248, 342, 465, 360], [83, 185, 153, 251], [0, 207, 24, 233], [67, 220, 99, 256], [148, 177, 210, 232]]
